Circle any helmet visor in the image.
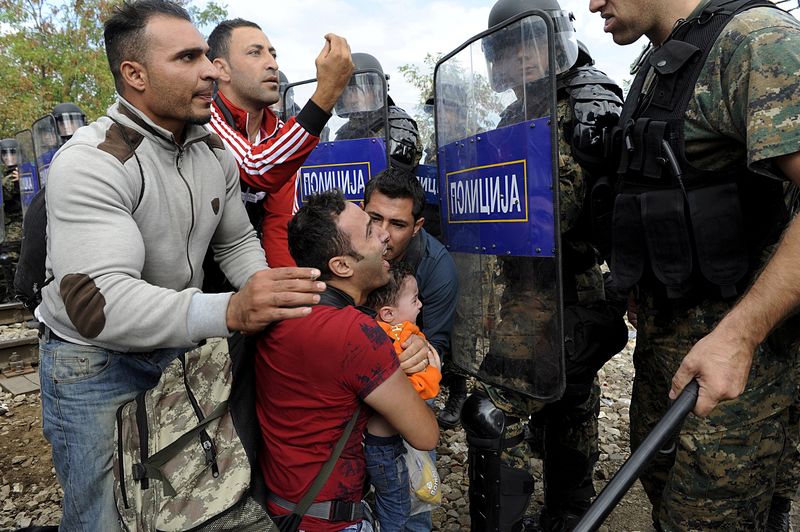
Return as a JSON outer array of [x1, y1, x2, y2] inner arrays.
[[483, 11, 577, 93], [1, 147, 17, 167], [334, 72, 385, 118], [56, 112, 86, 138]]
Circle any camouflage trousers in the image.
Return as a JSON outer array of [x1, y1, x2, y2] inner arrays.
[[631, 295, 798, 531], [485, 380, 600, 516], [773, 347, 800, 502]]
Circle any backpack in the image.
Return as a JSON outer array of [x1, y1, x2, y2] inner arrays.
[[14, 187, 48, 313], [113, 335, 275, 532]]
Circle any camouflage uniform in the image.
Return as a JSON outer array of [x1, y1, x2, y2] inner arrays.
[[0, 168, 21, 302], [626, 4, 800, 529], [2, 170, 21, 242], [472, 95, 608, 521]]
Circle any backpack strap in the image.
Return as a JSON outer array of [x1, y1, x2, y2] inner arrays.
[[272, 405, 362, 529]]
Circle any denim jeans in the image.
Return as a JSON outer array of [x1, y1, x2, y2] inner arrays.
[[365, 433, 410, 532], [39, 335, 185, 532]]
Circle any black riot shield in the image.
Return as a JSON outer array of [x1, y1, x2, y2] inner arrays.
[[437, 11, 564, 401], [286, 72, 390, 207], [14, 130, 40, 220], [32, 114, 61, 188]]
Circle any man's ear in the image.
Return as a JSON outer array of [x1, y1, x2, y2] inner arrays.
[[328, 255, 354, 279], [378, 305, 395, 324], [412, 216, 425, 237], [120, 60, 147, 94], [213, 57, 231, 83]]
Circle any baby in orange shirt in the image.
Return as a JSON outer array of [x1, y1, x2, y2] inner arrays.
[[364, 263, 441, 528]]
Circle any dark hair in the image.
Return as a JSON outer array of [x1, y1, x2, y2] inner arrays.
[[207, 18, 262, 61], [104, 0, 192, 94], [288, 189, 363, 281], [363, 166, 425, 221], [365, 262, 415, 312]]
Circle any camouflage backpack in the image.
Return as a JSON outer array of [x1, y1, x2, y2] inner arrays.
[[113, 337, 275, 531]]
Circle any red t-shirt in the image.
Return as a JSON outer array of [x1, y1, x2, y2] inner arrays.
[[256, 304, 400, 532]]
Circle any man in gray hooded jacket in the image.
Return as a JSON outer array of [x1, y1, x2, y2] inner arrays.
[[36, 1, 325, 530]]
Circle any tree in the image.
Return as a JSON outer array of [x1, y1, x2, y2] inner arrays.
[[400, 50, 506, 151], [0, 0, 226, 138]]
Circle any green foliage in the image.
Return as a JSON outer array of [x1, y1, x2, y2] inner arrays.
[[0, 0, 227, 139], [398, 53, 441, 152], [400, 50, 506, 150]]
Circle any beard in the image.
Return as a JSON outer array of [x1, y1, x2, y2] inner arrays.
[[187, 113, 212, 126]]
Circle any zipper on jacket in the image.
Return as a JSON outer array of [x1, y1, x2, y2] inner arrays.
[[116, 402, 131, 509], [175, 147, 196, 286]]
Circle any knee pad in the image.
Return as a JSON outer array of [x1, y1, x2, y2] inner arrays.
[[462, 391, 534, 532]]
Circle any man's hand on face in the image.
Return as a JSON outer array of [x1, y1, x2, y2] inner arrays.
[[226, 268, 325, 335], [311, 33, 354, 112], [398, 334, 437, 375]]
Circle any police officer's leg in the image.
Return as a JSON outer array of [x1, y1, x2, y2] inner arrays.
[[637, 299, 794, 530], [536, 380, 600, 531], [628, 310, 678, 524], [766, 356, 800, 532], [462, 389, 535, 532]]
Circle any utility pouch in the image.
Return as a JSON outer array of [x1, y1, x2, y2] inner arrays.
[[640, 189, 693, 297], [687, 182, 749, 297], [610, 193, 646, 291], [648, 40, 701, 111]]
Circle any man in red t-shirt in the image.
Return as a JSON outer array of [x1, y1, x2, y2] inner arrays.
[[256, 189, 439, 531]]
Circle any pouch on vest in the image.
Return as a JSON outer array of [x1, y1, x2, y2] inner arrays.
[[648, 41, 701, 111], [687, 182, 749, 298], [641, 188, 693, 298], [610, 193, 646, 291]]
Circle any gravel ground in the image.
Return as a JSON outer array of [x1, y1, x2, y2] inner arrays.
[[1, 320, 797, 531]]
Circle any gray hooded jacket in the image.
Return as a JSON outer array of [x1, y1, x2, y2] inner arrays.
[[38, 98, 267, 351]]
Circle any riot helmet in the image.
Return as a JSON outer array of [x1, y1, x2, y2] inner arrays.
[[576, 39, 595, 67], [335, 52, 386, 118], [271, 71, 298, 120], [0, 139, 18, 168], [484, 0, 578, 92], [52, 102, 86, 141]]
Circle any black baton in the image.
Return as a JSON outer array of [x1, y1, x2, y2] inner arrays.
[[573, 380, 700, 532]]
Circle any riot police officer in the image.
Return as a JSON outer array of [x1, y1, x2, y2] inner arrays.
[[52, 102, 86, 143], [0, 138, 18, 241], [335, 52, 422, 171], [457, 1, 627, 530], [270, 71, 301, 124]]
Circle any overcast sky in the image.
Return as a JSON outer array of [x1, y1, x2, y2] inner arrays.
[[218, 0, 648, 108]]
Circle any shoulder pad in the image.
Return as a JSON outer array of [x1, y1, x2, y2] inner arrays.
[[561, 65, 624, 101], [386, 106, 421, 170]]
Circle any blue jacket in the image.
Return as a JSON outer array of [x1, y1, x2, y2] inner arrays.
[[411, 229, 457, 360]]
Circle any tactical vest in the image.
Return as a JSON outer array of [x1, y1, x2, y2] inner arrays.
[[610, 0, 788, 300]]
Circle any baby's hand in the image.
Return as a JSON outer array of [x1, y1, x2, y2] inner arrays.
[[426, 345, 441, 371]]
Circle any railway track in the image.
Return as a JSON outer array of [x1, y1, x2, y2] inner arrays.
[[0, 301, 38, 377], [0, 301, 33, 326]]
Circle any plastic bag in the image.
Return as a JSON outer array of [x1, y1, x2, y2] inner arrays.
[[403, 441, 442, 515]]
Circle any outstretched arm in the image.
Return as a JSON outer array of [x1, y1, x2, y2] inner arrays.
[[670, 152, 800, 415]]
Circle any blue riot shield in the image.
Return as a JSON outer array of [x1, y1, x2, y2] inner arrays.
[[14, 130, 39, 219], [286, 72, 390, 206], [32, 115, 60, 187], [437, 11, 564, 401]]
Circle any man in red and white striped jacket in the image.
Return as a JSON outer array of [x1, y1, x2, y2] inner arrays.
[[207, 18, 353, 267]]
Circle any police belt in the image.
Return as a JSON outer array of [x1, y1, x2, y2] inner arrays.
[[267, 492, 364, 521]]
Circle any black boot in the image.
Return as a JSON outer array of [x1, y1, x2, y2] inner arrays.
[[766, 496, 793, 532], [438, 375, 467, 429]]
